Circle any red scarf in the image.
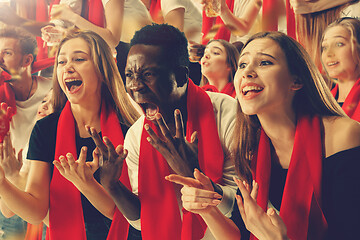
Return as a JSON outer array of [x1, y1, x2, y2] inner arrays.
[[250, 115, 327, 240], [286, 0, 296, 40], [0, 71, 16, 116], [138, 80, 224, 240], [201, 0, 234, 44], [262, 0, 278, 31], [149, 0, 164, 24], [201, 82, 236, 98], [331, 78, 360, 122], [49, 101, 128, 240]]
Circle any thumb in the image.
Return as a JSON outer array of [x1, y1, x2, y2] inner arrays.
[[190, 131, 198, 145], [17, 149, 23, 164], [267, 208, 285, 228], [193, 168, 213, 190]]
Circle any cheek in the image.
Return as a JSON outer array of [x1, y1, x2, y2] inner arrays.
[[233, 71, 242, 97]]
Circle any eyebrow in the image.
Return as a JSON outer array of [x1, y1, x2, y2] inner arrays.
[[206, 46, 223, 52], [323, 35, 348, 42], [58, 50, 89, 55], [240, 52, 276, 60]]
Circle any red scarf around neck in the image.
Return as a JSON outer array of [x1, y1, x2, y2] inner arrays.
[[138, 80, 224, 240], [201, 0, 234, 45], [201, 82, 236, 98], [250, 115, 327, 240], [49, 101, 129, 240], [0, 71, 16, 116], [331, 78, 360, 122]]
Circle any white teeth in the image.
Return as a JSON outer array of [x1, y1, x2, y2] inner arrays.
[[328, 62, 338, 66], [65, 79, 81, 82], [242, 85, 263, 93]]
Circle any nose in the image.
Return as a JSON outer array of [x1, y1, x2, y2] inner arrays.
[[325, 46, 334, 57], [203, 51, 210, 59], [242, 65, 257, 79], [127, 75, 145, 91], [63, 62, 75, 73], [42, 103, 48, 110]]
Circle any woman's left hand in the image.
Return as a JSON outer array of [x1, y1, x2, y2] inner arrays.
[[53, 146, 99, 190], [234, 177, 289, 240]]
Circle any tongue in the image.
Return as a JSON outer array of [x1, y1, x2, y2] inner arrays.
[[70, 84, 81, 93]]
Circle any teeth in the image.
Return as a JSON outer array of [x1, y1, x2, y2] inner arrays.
[[328, 62, 338, 66], [242, 85, 263, 93]]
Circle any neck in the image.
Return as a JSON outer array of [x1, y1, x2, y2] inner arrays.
[[10, 71, 36, 101], [258, 109, 297, 168], [71, 102, 101, 138], [337, 76, 359, 102], [207, 77, 229, 92]]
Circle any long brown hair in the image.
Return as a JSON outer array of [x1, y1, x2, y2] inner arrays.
[[52, 30, 140, 126], [200, 39, 240, 87], [232, 31, 346, 183]]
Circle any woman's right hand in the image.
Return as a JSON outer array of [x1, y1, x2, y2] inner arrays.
[[166, 169, 222, 215]]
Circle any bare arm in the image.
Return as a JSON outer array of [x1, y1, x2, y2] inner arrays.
[[0, 161, 50, 224], [51, 0, 124, 49], [290, 0, 353, 14], [219, 0, 262, 36], [164, 7, 185, 31]]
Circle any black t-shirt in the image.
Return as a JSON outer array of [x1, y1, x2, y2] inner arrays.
[[27, 111, 129, 238], [232, 146, 360, 239]]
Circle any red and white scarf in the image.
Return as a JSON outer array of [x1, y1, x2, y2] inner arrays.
[[250, 115, 327, 240], [138, 80, 224, 240], [201, 82, 236, 98]]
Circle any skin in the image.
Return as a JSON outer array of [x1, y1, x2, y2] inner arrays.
[[321, 25, 360, 102], [36, 90, 53, 120], [201, 41, 231, 91], [168, 37, 360, 239], [0, 37, 118, 224]]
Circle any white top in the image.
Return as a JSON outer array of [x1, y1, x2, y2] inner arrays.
[[10, 76, 52, 171], [161, 0, 203, 42], [124, 91, 237, 240], [341, 1, 360, 18]]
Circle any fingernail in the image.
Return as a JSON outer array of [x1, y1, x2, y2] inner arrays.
[[144, 124, 149, 130], [146, 137, 151, 142], [214, 193, 222, 199], [212, 199, 221, 204]]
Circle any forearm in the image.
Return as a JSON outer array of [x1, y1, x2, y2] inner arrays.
[[220, 0, 262, 36], [76, 178, 116, 219], [0, 178, 48, 224], [70, 14, 118, 49], [201, 206, 240, 240], [104, 180, 141, 221]]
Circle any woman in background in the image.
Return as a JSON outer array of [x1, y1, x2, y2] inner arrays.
[[200, 39, 239, 98], [321, 17, 360, 121]]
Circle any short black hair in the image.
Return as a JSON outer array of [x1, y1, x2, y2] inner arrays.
[[0, 27, 37, 61], [130, 23, 189, 68]]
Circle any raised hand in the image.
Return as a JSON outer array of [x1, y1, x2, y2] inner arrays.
[[86, 126, 127, 189], [146, 110, 199, 177], [166, 169, 221, 215], [0, 134, 22, 179], [234, 177, 289, 240], [53, 146, 99, 190]]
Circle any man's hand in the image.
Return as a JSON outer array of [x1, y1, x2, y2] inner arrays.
[[145, 110, 199, 177], [0, 134, 22, 180], [86, 126, 127, 189]]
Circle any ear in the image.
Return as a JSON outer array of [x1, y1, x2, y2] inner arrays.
[[22, 54, 34, 68], [291, 76, 303, 91], [174, 66, 189, 87]]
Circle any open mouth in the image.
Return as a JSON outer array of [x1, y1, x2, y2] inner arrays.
[[242, 85, 264, 96], [327, 61, 339, 67], [139, 102, 159, 121], [65, 79, 83, 93]]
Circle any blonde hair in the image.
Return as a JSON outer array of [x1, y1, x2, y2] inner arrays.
[[200, 39, 240, 87], [52, 30, 139, 126], [232, 31, 346, 183], [321, 17, 360, 80]]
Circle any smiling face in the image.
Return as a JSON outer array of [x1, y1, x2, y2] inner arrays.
[[234, 38, 298, 116], [125, 44, 180, 121], [201, 41, 231, 81], [56, 38, 101, 106], [321, 25, 360, 81]]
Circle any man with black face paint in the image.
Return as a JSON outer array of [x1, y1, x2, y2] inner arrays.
[[91, 24, 237, 240]]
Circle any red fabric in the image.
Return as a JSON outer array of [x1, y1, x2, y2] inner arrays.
[[0, 71, 16, 116], [138, 80, 224, 240], [286, 0, 296, 39], [32, 57, 55, 74], [49, 101, 127, 240], [201, 82, 236, 98], [331, 78, 360, 122], [149, 0, 164, 24], [250, 115, 327, 240], [201, 0, 234, 44], [25, 223, 43, 240], [84, 0, 105, 27], [262, 0, 278, 31]]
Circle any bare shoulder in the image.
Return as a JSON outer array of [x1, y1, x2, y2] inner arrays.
[[322, 116, 360, 158]]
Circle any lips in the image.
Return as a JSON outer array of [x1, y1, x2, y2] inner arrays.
[[241, 84, 264, 96], [326, 61, 339, 67], [65, 79, 83, 93]]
